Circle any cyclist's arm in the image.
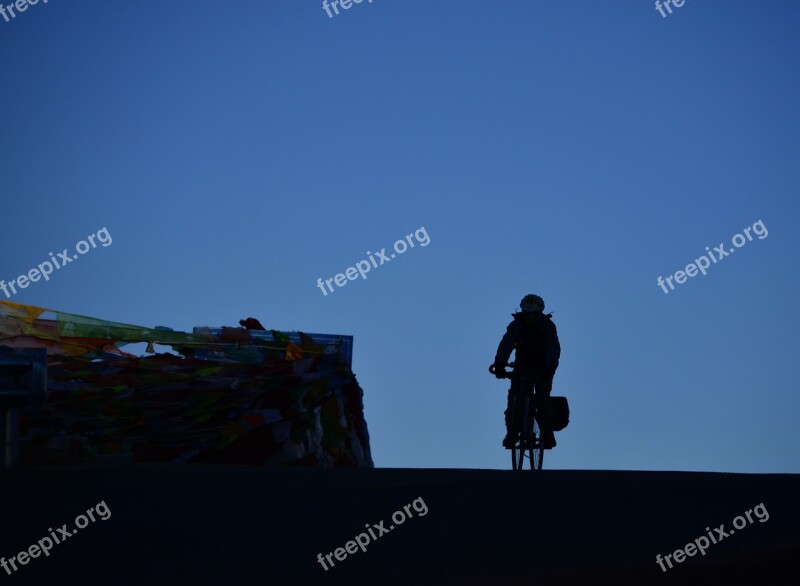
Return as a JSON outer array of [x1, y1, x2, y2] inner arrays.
[[493, 320, 520, 367]]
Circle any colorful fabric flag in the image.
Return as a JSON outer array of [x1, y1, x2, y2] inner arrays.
[[0, 301, 372, 467]]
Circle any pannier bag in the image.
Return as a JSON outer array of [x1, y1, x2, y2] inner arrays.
[[550, 396, 570, 431]]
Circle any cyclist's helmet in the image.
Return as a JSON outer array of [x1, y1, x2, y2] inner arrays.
[[520, 294, 545, 313]]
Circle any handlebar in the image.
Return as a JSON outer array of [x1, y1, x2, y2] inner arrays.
[[489, 362, 514, 379]]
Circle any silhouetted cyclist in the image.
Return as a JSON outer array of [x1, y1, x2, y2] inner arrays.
[[491, 294, 561, 449]]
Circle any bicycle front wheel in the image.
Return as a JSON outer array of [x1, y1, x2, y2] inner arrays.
[[512, 442, 525, 470], [530, 417, 544, 471]]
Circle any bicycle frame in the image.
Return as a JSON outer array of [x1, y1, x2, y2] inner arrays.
[[503, 365, 544, 471]]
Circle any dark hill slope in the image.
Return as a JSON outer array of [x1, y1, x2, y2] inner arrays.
[[1, 466, 797, 585]]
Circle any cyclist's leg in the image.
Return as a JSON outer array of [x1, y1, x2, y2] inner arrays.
[[505, 373, 529, 438], [503, 387, 513, 443], [514, 370, 535, 440], [503, 376, 520, 446], [534, 374, 556, 447]]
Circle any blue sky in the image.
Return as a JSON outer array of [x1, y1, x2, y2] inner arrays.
[[1, 0, 798, 472]]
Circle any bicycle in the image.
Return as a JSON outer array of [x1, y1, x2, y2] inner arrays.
[[489, 362, 544, 471]]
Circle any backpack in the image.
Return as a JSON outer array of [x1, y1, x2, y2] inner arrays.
[[550, 396, 570, 431]]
